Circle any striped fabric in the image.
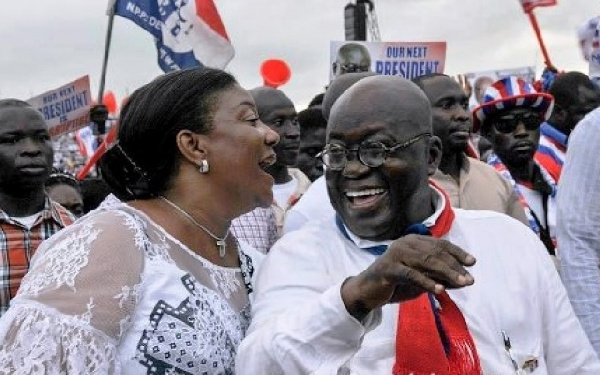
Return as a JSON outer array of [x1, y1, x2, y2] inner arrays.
[[472, 76, 554, 132], [534, 122, 568, 182], [0, 198, 74, 316]]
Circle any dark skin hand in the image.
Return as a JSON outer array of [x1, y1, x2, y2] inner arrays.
[[341, 235, 476, 321]]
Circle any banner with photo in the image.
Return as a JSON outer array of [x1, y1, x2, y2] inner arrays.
[[329, 41, 446, 81]]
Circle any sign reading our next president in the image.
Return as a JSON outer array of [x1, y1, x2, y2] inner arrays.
[[27, 75, 92, 138], [329, 41, 447, 81]]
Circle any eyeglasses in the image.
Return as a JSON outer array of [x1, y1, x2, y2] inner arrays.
[[338, 63, 370, 74], [317, 132, 430, 171], [490, 112, 542, 134]]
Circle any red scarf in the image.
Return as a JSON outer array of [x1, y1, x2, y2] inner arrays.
[[393, 185, 482, 375]]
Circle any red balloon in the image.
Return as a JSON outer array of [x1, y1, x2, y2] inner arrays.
[[102, 91, 118, 114], [260, 59, 291, 88]]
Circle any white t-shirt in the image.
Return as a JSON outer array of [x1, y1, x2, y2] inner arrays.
[[517, 182, 557, 240], [272, 176, 298, 208], [283, 176, 335, 234]]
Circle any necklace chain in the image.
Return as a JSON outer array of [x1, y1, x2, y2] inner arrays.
[[160, 196, 229, 258]]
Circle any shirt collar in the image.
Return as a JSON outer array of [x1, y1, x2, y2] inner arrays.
[[0, 196, 70, 226]]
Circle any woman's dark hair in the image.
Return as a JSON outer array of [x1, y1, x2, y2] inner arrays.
[[99, 67, 238, 200]]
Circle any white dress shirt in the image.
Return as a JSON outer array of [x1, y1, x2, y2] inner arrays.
[[237, 192, 600, 374], [283, 176, 335, 234], [557, 107, 600, 357]]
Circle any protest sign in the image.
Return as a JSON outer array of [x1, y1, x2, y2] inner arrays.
[[27, 75, 92, 138], [329, 41, 446, 81]]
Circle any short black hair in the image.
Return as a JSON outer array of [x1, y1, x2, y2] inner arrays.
[[0, 99, 32, 109], [99, 67, 238, 200], [322, 72, 377, 120], [549, 71, 597, 109], [298, 106, 327, 134], [308, 93, 325, 107], [45, 169, 80, 192], [411, 73, 450, 90]]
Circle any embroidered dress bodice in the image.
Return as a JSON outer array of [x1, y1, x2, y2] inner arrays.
[[0, 200, 255, 374]]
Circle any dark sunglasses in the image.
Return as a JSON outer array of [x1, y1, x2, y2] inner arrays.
[[490, 112, 542, 134]]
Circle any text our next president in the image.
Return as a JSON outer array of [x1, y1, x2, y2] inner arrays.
[[329, 41, 447, 81]]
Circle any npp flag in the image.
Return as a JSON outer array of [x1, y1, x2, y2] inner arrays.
[[111, 0, 234, 71], [75, 125, 97, 160], [519, 0, 557, 13]]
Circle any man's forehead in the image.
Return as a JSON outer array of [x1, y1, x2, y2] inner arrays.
[[0, 105, 46, 126], [422, 76, 465, 99], [258, 103, 296, 120], [252, 89, 293, 110], [330, 78, 430, 131]]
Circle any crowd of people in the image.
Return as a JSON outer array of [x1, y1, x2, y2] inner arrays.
[[0, 34, 599, 375]]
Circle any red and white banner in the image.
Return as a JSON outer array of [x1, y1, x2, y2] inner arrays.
[[519, 0, 557, 13], [26, 76, 92, 138]]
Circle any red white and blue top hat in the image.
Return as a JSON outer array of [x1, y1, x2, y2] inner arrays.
[[472, 76, 555, 133]]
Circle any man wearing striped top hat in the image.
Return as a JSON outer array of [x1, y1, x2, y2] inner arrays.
[[473, 76, 557, 258]]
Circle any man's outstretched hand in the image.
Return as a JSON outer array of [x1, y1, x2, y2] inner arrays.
[[341, 235, 476, 321]]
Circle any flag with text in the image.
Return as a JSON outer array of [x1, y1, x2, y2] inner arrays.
[[112, 0, 234, 71]]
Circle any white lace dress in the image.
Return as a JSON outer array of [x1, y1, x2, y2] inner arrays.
[[0, 199, 260, 374]]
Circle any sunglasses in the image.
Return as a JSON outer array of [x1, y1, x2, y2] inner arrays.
[[490, 112, 542, 134]]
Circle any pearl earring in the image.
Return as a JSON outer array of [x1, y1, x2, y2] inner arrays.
[[198, 160, 209, 174]]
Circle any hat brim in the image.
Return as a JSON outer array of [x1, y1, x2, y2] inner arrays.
[[472, 92, 554, 133]]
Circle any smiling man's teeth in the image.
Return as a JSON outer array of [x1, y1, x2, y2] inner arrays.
[[346, 188, 385, 197]]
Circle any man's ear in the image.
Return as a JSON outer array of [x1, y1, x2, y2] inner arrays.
[[175, 129, 208, 166], [427, 135, 442, 176]]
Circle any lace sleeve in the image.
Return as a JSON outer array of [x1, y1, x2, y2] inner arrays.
[[0, 209, 145, 374]]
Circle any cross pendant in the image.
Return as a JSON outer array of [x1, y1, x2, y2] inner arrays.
[[217, 239, 226, 258]]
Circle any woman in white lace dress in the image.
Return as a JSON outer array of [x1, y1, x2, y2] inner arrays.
[[0, 67, 279, 374]]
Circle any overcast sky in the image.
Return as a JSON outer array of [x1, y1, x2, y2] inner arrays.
[[0, 0, 594, 109]]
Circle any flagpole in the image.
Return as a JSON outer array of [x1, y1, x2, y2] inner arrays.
[[98, 5, 116, 104], [527, 10, 553, 68]]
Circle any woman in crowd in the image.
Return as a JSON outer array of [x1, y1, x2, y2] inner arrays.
[[0, 67, 279, 374], [45, 169, 85, 218]]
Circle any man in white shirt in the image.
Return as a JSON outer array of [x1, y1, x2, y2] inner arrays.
[[231, 87, 310, 251], [557, 107, 600, 357], [237, 75, 600, 374]]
